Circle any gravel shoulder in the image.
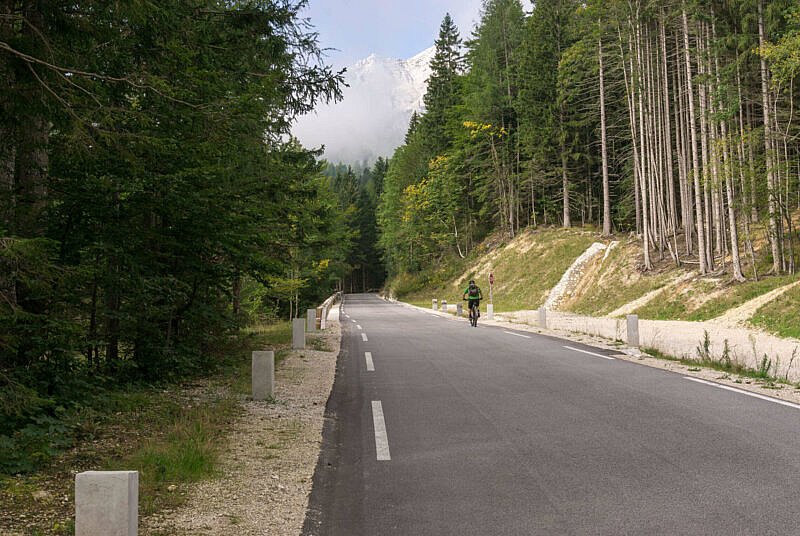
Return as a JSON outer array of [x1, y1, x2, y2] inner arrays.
[[142, 320, 341, 536]]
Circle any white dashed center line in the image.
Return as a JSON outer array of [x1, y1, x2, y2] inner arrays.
[[361, 333, 368, 342], [357, 325, 362, 330], [371, 401, 391, 461], [685, 377, 800, 410], [365, 352, 375, 371], [563, 346, 616, 360]]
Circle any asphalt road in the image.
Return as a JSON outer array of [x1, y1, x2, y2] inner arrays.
[[302, 294, 800, 536]]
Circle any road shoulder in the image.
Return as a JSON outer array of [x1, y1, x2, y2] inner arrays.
[[142, 322, 341, 536]]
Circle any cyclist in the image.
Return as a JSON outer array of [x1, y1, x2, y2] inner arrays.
[[462, 280, 483, 326]]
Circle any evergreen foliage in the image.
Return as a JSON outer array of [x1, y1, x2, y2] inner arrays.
[[378, 0, 800, 283], [0, 0, 350, 470]]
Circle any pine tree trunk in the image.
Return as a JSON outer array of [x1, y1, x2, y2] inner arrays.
[[13, 1, 48, 237], [0, 0, 14, 230], [697, 22, 714, 270], [682, 8, 708, 274], [758, 0, 782, 274], [660, 16, 677, 246], [635, 20, 652, 270], [599, 33, 611, 236], [561, 110, 570, 228], [674, 32, 693, 254], [722, 118, 746, 281]]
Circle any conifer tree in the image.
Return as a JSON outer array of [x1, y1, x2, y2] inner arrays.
[[420, 13, 465, 157]]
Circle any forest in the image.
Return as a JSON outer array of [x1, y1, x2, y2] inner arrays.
[[378, 0, 800, 283], [0, 0, 393, 472], [3, 0, 800, 475]]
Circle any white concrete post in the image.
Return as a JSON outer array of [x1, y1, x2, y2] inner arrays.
[[292, 318, 305, 349], [538, 307, 547, 329], [75, 471, 138, 536], [251, 350, 274, 401], [441, 299, 447, 313], [432, 299, 438, 311], [320, 306, 327, 330], [627, 314, 640, 347], [456, 302, 463, 317], [306, 309, 316, 332], [487, 304, 494, 320]]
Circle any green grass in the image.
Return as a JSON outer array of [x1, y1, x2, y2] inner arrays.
[[244, 321, 293, 347], [633, 281, 715, 320], [568, 241, 674, 316], [635, 275, 796, 321], [750, 284, 800, 339], [307, 334, 333, 352], [686, 275, 797, 321], [117, 395, 241, 516], [642, 346, 795, 385]]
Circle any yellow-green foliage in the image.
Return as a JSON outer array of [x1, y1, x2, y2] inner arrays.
[[396, 227, 597, 312]]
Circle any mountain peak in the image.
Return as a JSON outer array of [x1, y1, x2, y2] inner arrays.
[[292, 47, 434, 164]]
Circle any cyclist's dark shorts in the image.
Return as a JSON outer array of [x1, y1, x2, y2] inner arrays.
[[467, 299, 480, 309]]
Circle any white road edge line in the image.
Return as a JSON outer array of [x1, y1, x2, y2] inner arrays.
[[503, 330, 531, 339], [685, 377, 800, 410], [372, 401, 391, 461], [365, 352, 375, 372], [563, 346, 616, 360], [361, 333, 368, 342]]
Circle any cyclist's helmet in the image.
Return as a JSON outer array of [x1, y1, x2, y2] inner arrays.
[[469, 279, 475, 285]]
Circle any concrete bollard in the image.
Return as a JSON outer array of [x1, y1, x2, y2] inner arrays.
[[627, 314, 640, 347], [538, 307, 547, 329], [75, 470, 138, 536], [441, 299, 447, 313], [292, 318, 305, 349], [320, 306, 327, 330], [307, 309, 317, 332], [432, 299, 438, 311], [251, 351, 274, 401], [456, 302, 463, 317], [487, 304, 494, 320]]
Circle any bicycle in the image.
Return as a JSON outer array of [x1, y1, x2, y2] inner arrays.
[[464, 299, 479, 327]]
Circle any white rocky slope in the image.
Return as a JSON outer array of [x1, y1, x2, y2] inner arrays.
[[292, 47, 434, 164]]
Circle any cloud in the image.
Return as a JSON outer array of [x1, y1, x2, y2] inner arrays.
[[293, 48, 434, 164]]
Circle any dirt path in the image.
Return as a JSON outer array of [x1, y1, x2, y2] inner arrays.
[[142, 321, 340, 536], [713, 279, 800, 328]]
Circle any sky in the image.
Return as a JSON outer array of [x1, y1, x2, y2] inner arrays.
[[300, 0, 485, 69]]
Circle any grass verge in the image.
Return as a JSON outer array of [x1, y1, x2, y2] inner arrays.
[[750, 284, 800, 339], [642, 345, 798, 388], [0, 321, 293, 535]]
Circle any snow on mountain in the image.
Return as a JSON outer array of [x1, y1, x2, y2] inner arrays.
[[292, 47, 434, 164]]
